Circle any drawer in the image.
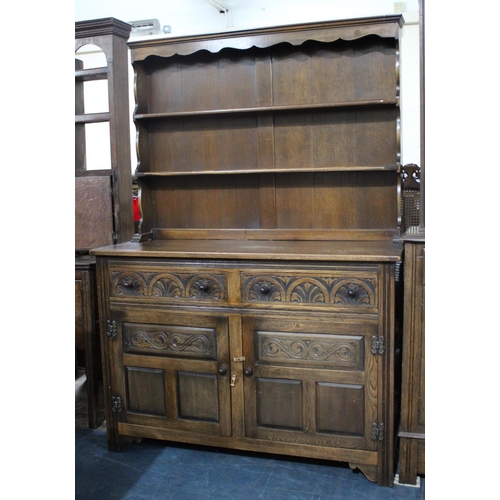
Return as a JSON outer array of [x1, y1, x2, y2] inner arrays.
[[240, 270, 378, 310], [109, 263, 228, 303]]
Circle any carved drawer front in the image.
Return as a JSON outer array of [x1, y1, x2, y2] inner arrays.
[[241, 271, 377, 310], [109, 265, 228, 303]]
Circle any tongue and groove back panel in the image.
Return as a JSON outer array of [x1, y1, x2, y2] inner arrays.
[[140, 171, 397, 231], [131, 29, 400, 238]]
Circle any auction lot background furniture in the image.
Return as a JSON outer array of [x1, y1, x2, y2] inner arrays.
[[75, 18, 134, 428]]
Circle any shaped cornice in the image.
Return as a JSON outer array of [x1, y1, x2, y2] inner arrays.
[[128, 15, 403, 61], [75, 17, 132, 40]]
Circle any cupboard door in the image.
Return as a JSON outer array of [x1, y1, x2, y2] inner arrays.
[[109, 309, 231, 437], [242, 317, 379, 450]]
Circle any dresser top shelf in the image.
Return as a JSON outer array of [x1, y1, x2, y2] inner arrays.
[[90, 238, 402, 262], [127, 15, 403, 60]]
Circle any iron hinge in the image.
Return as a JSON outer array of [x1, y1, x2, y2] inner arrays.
[[371, 335, 385, 355], [371, 422, 384, 441], [111, 396, 122, 414], [107, 319, 117, 339]]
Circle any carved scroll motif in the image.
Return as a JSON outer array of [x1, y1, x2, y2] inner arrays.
[[257, 332, 364, 369], [123, 323, 217, 360]]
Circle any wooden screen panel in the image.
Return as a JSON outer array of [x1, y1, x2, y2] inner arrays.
[[350, 37, 398, 102], [352, 171, 398, 229], [271, 38, 397, 105], [177, 372, 219, 422], [126, 367, 167, 416], [145, 114, 260, 173], [316, 382, 365, 436], [75, 176, 114, 251], [273, 108, 398, 170], [275, 171, 397, 230], [144, 171, 396, 232], [147, 175, 261, 229], [217, 50, 268, 109], [256, 378, 303, 430], [144, 49, 262, 113]]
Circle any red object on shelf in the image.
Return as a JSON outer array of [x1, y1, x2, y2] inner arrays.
[[132, 195, 140, 221]]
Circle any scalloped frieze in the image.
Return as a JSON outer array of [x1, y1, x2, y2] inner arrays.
[[128, 16, 402, 60], [110, 269, 227, 301], [242, 274, 376, 307]]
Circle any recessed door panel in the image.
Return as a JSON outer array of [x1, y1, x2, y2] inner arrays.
[[257, 378, 303, 430], [316, 382, 364, 436], [126, 366, 167, 416], [177, 371, 219, 422]]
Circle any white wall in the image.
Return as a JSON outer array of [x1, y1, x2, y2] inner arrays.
[[75, 0, 421, 170], [75, 0, 419, 35], [398, 10, 420, 166]]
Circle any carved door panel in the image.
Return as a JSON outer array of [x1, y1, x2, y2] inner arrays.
[[242, 316, 379, 450], [108, 308, 231, 437]]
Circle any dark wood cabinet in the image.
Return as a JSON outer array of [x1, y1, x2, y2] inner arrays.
[[398, 231, 425, 484], [92, 15, 404, 486], [75, 17, 134, 246], [96, 253, 400, 485], [75, 257, 100, 428], [75, 18, 134, 428]]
